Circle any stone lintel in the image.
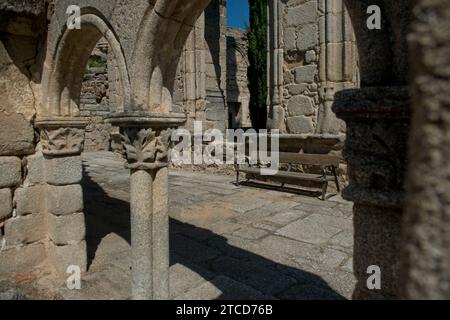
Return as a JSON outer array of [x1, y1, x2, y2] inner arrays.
[[105, 111, 186, 129]]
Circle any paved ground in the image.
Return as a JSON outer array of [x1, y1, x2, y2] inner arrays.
[[51, 152, 355, 299]]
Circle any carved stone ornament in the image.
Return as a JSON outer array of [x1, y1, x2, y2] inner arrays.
[[105, 111, 186, 170], [36, 118, 88, 156], [333, 86, 411, 209], [40, 127, 85, 156], [121, 128, 173, 170]]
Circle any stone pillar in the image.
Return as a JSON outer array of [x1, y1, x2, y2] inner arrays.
[[333, 87, 410, 299], [317, 86, 337, 134], [400, 0, 450, 299], [36, 118, 88, 274], [106, 112, 185, 300], [267, 0, 284, 131], [318, 0, 357, 135]]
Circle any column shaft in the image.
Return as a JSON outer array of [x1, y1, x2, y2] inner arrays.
[[151, 167, 170, 299], [333, 87, 410, 299], [130, 169, 154, 300]]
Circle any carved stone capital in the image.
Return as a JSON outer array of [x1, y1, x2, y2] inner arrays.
[[105, 112, 186, 171], [120, 128, 173, 170], [36, 117, 88, 157], [40, 127, 85, 156]]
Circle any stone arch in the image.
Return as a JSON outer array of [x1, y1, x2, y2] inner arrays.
[[41, 9, 131, 117], [132, 0, 211, 111]]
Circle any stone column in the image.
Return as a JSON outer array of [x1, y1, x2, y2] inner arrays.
[[267, 0, 284, 131], [36, 118, 88, 274], [317, 86, 336, 134], [333, 87, 410, 299], [106, 112, 185, 300], [318, 0, 357, 135], [400, 0, 450, 299]]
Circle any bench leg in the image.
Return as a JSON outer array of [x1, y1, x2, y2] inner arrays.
[[321, 180, 329, 201], [332, 166, 341, 192]]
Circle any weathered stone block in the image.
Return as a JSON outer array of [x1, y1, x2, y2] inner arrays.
[[24, 152, 44, 186], [305, 50, 316, 64], [0, 188, 12, 220], [45, 156, 82, 186], [205, 107, 226, 121], [0, 156, 21, 187], [287, 95, 315, 117], [4, 213, 45, 246], [0, 113, 35, 156], [296, 24, 318, 51], [287, 116, 315, 134], [14, 185, 46, 216], [287, 84, 308, 96], [48, 240, 87, 274], [284, 27, 297, 51], [0, 242, 46, 275], [47, 184, 83, 216], [48, 212, 86, 245], [286, 1, 317, 27], [295, 65, 317, 84]]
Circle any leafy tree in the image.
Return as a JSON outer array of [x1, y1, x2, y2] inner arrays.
[[247, 0, 268, 130]]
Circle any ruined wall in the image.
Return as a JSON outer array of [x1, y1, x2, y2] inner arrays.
[[176, 0, 228, 132], [204, 0, 227, 131], [79, 39, 114, 152], [227, 27, 251, 129], [271, 0, 358, 139], [76, 0, 229, 151], [0, 2, 47, 274]]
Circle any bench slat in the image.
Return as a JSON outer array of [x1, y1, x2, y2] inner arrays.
[[278, 152, 340, 166], [239, 166, 335, 182]]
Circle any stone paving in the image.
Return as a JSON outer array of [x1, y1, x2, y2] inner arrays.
[[58, 151, 355, 300]]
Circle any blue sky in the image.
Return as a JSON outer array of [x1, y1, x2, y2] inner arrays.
[[227, 0, 249, 29]]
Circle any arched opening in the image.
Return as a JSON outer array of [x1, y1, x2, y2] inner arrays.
[[132, 0, 210, 112], [41, 12, 131, 117], [33, 10, 134, 281]]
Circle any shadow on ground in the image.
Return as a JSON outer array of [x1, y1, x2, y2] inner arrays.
[[81, 167, 345, 300]]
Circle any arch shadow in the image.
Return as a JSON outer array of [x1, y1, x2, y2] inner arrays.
[[81, 164, 346, 300]]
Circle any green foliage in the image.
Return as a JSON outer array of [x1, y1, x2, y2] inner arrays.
[[87, 56, 106, 69], [247, 0, 268, 130]]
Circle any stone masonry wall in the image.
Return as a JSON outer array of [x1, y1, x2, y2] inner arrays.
[[227, 27, 251, 129], [175, 0, 228, 133], [79, 38, 114, 152], [0, 5, 47, 275], [204, 0, 227, 132], [278, 0, 358, 136]]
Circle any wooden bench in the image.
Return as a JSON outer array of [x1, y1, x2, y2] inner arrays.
[[235, 152, 341, 200]]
